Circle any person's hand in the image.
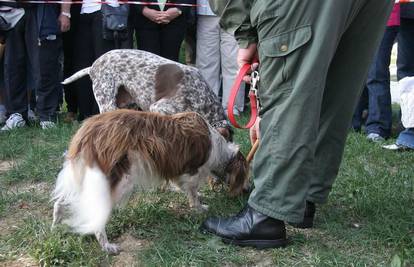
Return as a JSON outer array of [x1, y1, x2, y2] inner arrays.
[[249, 117, 261, 145], [142, 7, 164, 24], [237, 43, 259, 84], [59, 14, 71, 33], [159, 8, 182, 24]]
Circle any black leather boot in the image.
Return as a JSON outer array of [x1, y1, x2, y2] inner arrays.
[[200, 205, 288, 249], [290, 201, 316, 229]]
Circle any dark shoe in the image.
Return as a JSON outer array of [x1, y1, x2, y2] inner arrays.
[[290, 201, 315, 229], [200, 205, 288, 249]]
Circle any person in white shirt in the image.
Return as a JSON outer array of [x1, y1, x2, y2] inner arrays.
[[196, 0, 244, 116]]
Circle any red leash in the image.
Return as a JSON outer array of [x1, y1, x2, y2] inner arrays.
[[227, 63, 259, 129]]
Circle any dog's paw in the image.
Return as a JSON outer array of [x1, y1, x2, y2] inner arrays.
[[102, 243, 121, 255]]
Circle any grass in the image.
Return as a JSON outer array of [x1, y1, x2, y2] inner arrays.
[[0, 112, 413, 266]]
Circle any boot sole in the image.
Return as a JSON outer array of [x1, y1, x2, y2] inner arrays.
[[222, 237, 288, 249]]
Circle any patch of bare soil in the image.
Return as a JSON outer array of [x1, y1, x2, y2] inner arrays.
[[241, 250, 274, 267], [0, 255, 37, 267], [9, 181, 50, 195], [0, 160, 14, 173], [111, 233, 150, 267]]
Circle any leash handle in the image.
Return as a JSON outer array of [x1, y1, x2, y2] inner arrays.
[[227, 63, 259, 129]]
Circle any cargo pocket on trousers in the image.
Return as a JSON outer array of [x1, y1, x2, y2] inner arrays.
[[259, 25, 312, 84]]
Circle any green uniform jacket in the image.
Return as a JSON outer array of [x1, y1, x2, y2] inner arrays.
[[208, 0, 256, 48]]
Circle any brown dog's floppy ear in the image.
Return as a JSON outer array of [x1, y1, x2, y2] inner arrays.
[[226, 151, 249, 196]]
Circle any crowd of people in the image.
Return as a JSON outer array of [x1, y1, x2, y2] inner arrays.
[[352, 2, 414, 150], [0, 0, 244, 130], [0, 0, 412, 250], [1, 1, 412, 151]]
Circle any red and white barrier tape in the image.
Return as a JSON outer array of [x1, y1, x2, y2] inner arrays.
[[0, 0, 410, 6], [0, 0, 203, 6]]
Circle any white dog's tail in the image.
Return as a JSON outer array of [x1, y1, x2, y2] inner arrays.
[[52, 160, 113, 235], [61, 67, 91, 85]]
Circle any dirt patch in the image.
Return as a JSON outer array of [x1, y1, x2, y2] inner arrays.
[[8, 181, 50, 195], [0, 255, 37, 267], [0, 160, 14, 173], [242, 250, 275, 267], [111, 233, 150, 267]]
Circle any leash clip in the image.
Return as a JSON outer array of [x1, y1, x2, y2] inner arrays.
[[249, 71, 261, 111], [250, 71, 260, 92]]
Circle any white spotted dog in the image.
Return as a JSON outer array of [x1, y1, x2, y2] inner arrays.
[[62, 49, 233, 140], [51, 110, 248, 254]]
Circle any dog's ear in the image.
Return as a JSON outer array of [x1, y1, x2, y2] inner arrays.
[[226, 151, 249, 197]]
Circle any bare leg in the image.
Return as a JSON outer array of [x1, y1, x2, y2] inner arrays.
[[95, 229, 120, 255]]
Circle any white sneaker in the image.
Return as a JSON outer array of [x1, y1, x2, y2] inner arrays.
[[382, 144, 411, 151], [1, 113, 26, 131], [366, 133, 385, 143], [40, 121, 56, 129]]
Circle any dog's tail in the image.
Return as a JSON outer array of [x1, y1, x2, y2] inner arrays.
[[62, 67, 91, 85], [52, 160, 112, 234]]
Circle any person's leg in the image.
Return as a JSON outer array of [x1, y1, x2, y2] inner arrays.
[[196, 16, 221, 96], [3, 16, 28, 119], [160, 18, 186, 61], [63, 17, 78, 117], [365, 26, 399, 139], [24, 10, 40, 118], [352, 87, 368, 132], [0, 54, 5, 123], [36, 38, 62, 123], [248, 0, 392, 223], [396, 128, 414, 149], [306, 0, 393, 204], [220, 26, 245, 114], [184, 14, 197, 65], [73, 13, 97, 121]]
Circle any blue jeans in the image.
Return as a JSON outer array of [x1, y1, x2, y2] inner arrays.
[[395, 18, 414, 149], [396, 128, 414, 149], [352, 26, 399, 138]]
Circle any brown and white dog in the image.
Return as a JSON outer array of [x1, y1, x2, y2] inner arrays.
[[51, 110, 248, 254]]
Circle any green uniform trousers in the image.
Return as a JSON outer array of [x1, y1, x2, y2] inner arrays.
[[241, 0, 393, 223]]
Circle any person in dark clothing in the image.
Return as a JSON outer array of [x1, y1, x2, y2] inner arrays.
[[62, 5, 80, 123], [134, 0, 192, 61], [70, 1, 131, 121], [1, 2, 71, 130]]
